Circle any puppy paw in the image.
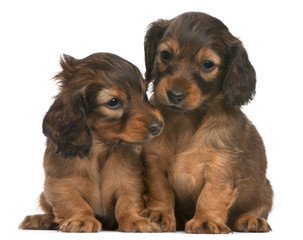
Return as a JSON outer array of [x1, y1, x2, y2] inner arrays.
[[185, 216, 231, 234], [140, 209, 176, 232], [20, 214, 58, 230], [232, 215, 271, 232], [119, 217, 161, 232], [59, 216, 102, 232]]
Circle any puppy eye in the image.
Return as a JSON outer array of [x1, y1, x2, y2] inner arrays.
[[202, 60, 215, 71], [160, 50, 172, 62], [106, 98, 122, 109]]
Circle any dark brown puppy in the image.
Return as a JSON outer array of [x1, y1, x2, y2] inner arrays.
[[141, 12, 273, 234], [20, 53, 163, 232]]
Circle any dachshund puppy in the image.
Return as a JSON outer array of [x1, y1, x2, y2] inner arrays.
[[20, 53, 163, 232], [141, 12, 273, 233]]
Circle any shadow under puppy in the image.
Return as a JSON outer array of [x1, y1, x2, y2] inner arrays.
[[20, 53, 163, 232], [141, 12, 273, 233]]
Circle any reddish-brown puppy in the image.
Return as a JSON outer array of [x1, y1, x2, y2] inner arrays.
[[141, 12, 273, 233], [20, 53, 163, 232]]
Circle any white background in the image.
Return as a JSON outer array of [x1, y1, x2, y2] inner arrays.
[[1, 0, 302, 239]]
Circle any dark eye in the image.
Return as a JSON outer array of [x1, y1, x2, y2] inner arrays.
[[160, 50, 171, 62], [202, 60, 215, 71], [106, 98, 121, 109]]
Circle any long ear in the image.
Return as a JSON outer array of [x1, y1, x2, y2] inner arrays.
[[144, 19, 170, 82], [42, 92, 92, 158], [223, 40, 256, 106]]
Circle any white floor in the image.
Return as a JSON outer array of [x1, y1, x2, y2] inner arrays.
[[3, 229, 286, 240]]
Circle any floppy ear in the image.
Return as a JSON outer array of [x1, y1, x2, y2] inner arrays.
[[223, 40, 256, 106], [144, 19, 170, 82], [42, 92, 92, 158]]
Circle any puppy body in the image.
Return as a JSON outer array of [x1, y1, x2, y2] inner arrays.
[[142, 12, 273, 233], [20, 53, 163, 232]]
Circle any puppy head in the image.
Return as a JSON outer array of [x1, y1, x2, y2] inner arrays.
[[145, 12, 256, 112], [43, 53, 163, 158]]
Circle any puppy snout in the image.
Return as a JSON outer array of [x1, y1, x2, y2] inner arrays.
[[167, 89, 186, 104], [147, 121, 163, 136]]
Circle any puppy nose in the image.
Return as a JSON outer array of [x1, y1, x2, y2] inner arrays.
[[167, 89, 186, 104], [147, 121, 163, 136]]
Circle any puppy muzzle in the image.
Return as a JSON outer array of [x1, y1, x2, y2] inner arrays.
[[147, 121, 163, 136], [167, 89, 186, 105]]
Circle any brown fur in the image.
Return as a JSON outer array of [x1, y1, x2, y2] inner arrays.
[[20, 53, 163, 232], [141, 12, 273, 234]]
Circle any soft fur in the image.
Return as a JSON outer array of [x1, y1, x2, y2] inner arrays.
[[20, 53, 163, 232], [141, 12, 273, 233]]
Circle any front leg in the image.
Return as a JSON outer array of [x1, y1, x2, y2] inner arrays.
[[185, 179, 235, 234], [44, 177, 102, 232], [115, 191, 161, 233], [140, 158, 176, 232], [114, 167, 161, 233]]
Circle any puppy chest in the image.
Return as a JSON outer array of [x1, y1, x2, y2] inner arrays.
[[171, 151, 206, 198], [97, 147, 144, 215]]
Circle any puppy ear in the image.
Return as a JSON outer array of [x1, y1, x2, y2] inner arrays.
[[144, 19, 170, 82], [223, 40, 256, 106], [42, 92, 92, 158]]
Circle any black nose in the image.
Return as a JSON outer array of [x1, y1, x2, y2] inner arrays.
[[167, 89, 186, 104], [147, 121, 163, 136]]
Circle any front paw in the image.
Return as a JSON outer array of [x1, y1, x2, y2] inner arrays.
[[59, 216, 102, 232], [185, 216, 231, 234], [232, 215, 271, 232], [119, 217, 161, 232], [140, 209, 176, 232], [20, 214, 58, 230]]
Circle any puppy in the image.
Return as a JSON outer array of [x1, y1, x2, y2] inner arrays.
[[20, 53, 163, 232], [141, 12, 273, 233]]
